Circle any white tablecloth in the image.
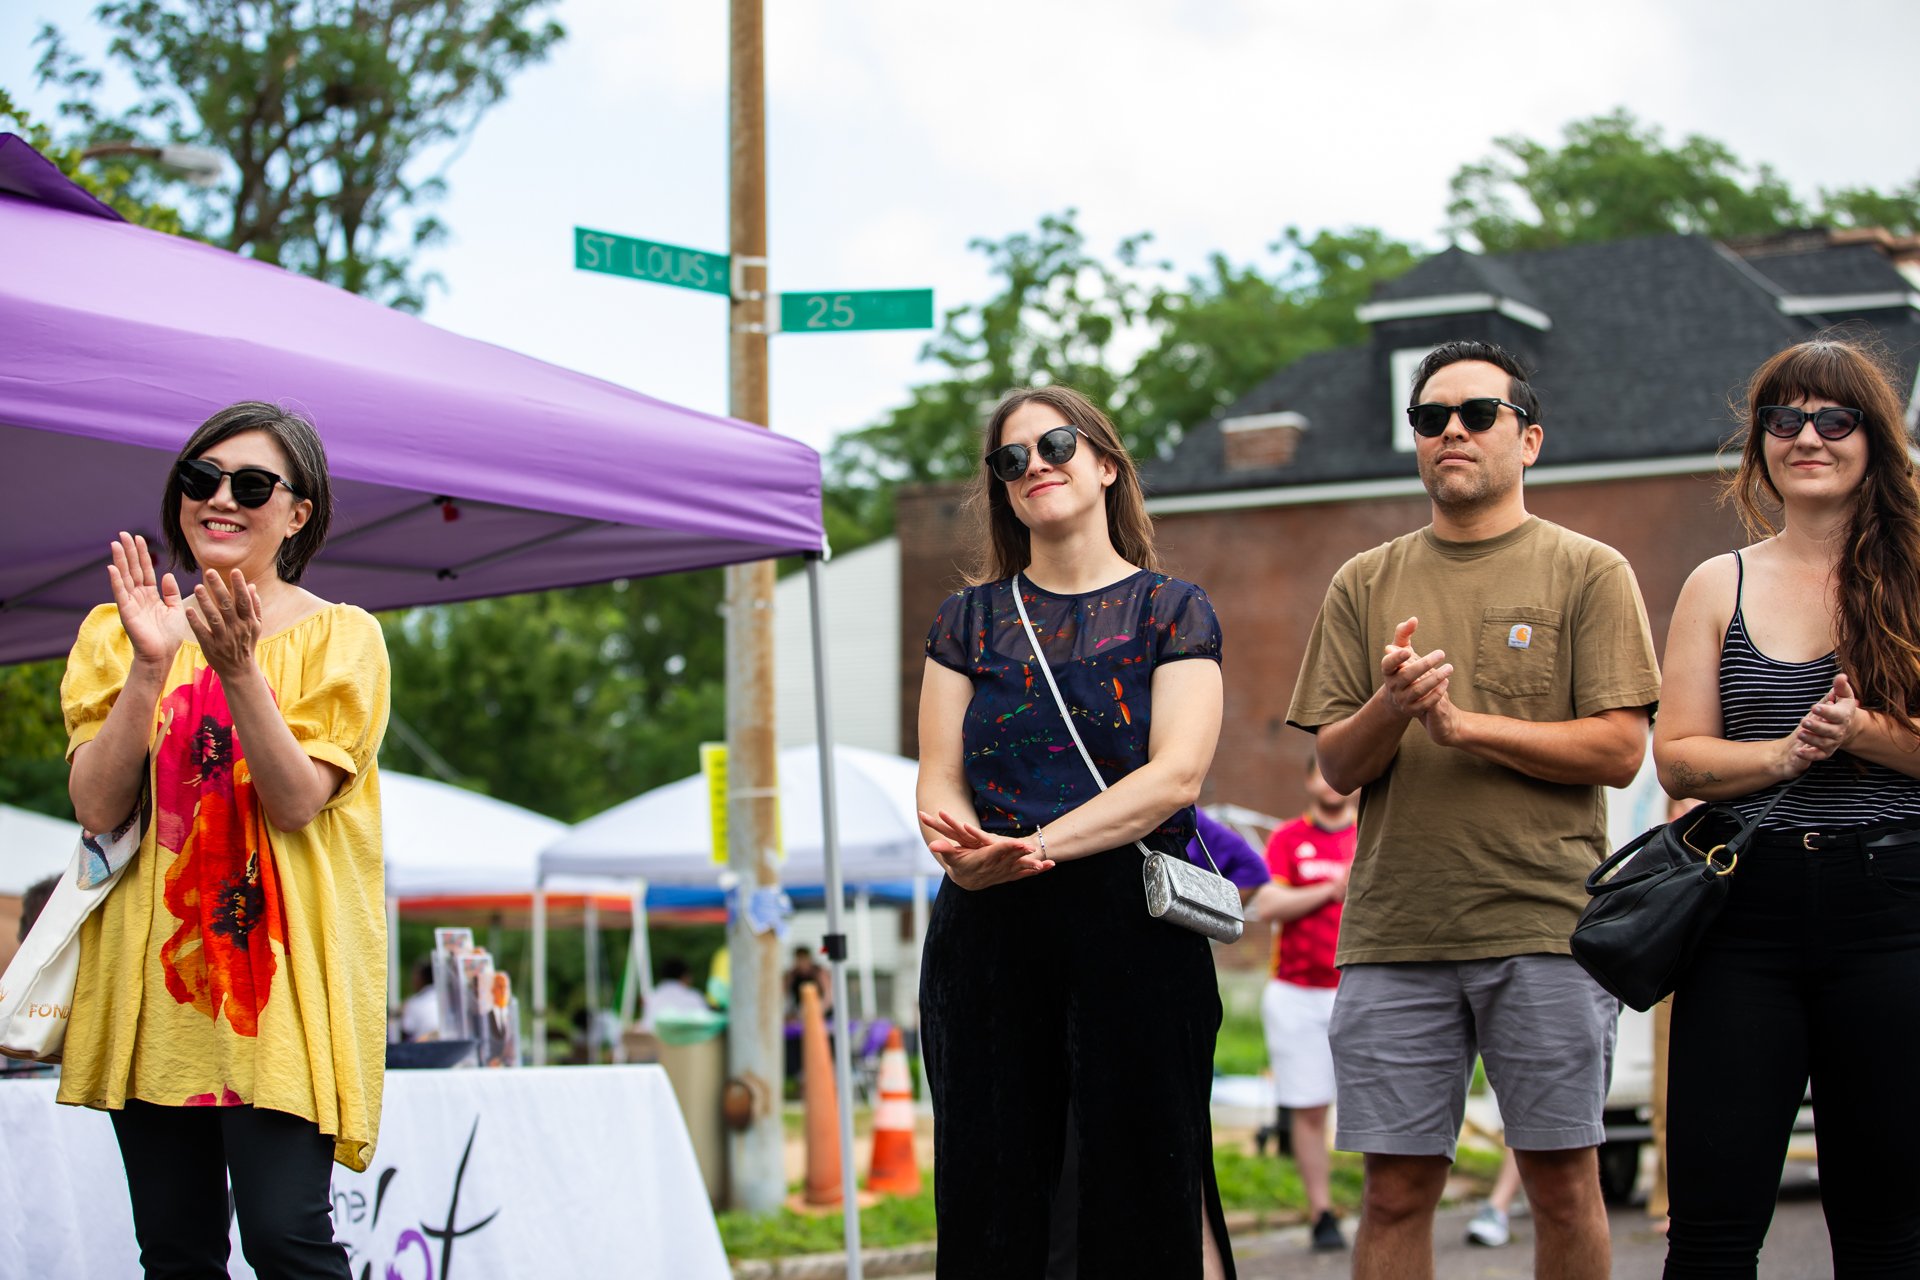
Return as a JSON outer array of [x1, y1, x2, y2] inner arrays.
[[0, 1064, 731, 1279]]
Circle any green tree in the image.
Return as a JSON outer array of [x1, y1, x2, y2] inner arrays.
[[0, 661, 73, 819], [1448, 107, 1920, 252], [823, 211, 1154, 548], [379, 571, 726, 822], [34, 0, 564, 310], [1127, 226, 1420, 443]]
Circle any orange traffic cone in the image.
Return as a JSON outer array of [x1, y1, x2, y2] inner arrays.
[[865, 1026, 922, 1196], [797, 982, 844, 1207]]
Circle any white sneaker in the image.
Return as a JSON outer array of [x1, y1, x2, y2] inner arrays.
[[1466, 1204, 1511, 1247]]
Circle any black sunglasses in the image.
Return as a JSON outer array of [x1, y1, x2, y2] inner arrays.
[[1406, 398, 1531, 437], [1757, 405, 1864, 441], [175, 459, 301, 508], [985, 425, 1091, 483]]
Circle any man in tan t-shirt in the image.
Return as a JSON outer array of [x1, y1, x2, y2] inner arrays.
[[1288, 340, 1660, 1280]]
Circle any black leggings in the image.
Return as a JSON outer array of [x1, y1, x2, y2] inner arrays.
[[1664, 825, 1920, 1278], [111, 1100, 349, 1280]]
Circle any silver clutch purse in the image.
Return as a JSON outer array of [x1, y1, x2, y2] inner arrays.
[[1143, 849, 1244, 943]]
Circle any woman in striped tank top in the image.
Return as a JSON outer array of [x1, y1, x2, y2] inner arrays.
[[1655, 337, 1920, 1277]]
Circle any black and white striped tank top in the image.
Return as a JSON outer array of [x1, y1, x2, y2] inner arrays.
[[1720, 550, 1920, 829]]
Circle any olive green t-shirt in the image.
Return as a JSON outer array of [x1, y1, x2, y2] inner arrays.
[[1287, 517, 1660, 965]]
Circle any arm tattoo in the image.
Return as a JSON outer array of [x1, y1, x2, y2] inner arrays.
[[1667, 761, 1720, 790]]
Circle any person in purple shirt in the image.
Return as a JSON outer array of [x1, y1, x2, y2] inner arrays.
[[1185, 807, 1271, 895]]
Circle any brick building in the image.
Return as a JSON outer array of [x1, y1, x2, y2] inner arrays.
[[896, 229, 1920, 832]]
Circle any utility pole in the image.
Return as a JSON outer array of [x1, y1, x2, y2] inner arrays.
[[724, 0, 783, 1215]]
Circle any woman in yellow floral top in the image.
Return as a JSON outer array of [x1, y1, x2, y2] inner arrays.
[[62, 402, 388, 1279]]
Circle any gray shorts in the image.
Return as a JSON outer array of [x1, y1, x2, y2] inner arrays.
[[1328, 955, 1619, 1158]]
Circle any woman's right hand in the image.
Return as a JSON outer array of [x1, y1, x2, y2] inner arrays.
[[919, 809, 1054, 890], [108, 532, 191, 667]]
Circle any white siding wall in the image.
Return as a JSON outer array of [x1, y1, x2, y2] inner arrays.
[[774, 537, 901, 754]]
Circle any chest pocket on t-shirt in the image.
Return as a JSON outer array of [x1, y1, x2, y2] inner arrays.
[[1474, 606, 1562, 700]]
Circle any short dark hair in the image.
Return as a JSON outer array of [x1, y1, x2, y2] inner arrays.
[[19, 874, 59, 942], [161, 402, 334, 584], [660, 957, 692, 982], [1408, 341, 1541, 423]]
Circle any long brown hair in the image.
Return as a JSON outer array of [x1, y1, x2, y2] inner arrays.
[[1727, 336, 1920, 722], [962, 386, 1159, 583]]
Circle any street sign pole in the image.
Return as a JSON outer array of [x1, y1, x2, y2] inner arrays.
[[724, 0, 787, 1222]]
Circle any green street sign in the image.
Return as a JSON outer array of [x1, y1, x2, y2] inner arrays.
[[779, 288, 933, 333], [574, 227, 729, 295]]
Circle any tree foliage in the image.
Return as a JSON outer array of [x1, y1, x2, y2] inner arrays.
[[0, 85, 183, 231], [379, 573, 726, 822], [1128, 226, 1421, 446], [824, 212, 1153, 521], [1448, 107, 1920, 253], [33, 0, 564, 310], [823, 215, 1420, 549]]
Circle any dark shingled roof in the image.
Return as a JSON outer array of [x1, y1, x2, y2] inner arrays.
[[1738, 244, 1915, 299], [1144, 233, 1920, 497], [1372, 246, 1549, 315]]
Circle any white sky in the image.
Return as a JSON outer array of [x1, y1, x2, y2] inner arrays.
[[6, 1, 1919, 458]]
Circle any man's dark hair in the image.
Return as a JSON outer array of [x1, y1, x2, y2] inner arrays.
[[660, 957, 691, 982], [1408, 341, 1542, 423]]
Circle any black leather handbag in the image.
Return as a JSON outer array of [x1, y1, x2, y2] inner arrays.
[[1570, 783, 1795, 1011]]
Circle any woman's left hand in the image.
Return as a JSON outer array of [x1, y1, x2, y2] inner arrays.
[[185, 568, 264, 678], [919, 809, 1053, 890], [1794, 673, 1860, 760]]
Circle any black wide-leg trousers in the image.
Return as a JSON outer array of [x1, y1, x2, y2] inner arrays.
[[920, 844, 1233, 1280]]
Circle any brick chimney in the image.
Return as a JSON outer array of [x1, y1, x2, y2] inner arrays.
[[1221, 411, 1307, 471]]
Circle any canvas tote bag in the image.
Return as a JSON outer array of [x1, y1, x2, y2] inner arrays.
[[0, 796, 145, 1062]]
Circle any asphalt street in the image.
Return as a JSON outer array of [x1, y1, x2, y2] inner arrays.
[[1231, 1165, 1829, 1279]]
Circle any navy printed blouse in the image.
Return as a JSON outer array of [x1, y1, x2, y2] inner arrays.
[[924, 571, 1223, 848]]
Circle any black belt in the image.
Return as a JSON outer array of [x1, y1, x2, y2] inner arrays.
[[1765, 820, 1920, 852]]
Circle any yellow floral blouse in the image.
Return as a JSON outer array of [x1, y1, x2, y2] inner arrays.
[[59, 602, 390, 1171]]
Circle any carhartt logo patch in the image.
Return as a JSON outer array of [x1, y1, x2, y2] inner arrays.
[[1508, 624, 1532, 649]]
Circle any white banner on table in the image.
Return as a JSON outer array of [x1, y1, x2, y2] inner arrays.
[[0, 1065, 731, 1279]]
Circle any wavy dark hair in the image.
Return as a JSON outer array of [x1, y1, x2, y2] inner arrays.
[[161, 401, 333, 584], [1727, 336, 1920, 725], [963, 385, 1159, 584]]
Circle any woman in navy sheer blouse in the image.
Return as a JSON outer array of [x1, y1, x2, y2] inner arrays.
[[916, 385, 1232, 1279]]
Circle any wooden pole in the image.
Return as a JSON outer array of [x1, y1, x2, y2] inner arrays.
[[724, 0, 784, 1216]]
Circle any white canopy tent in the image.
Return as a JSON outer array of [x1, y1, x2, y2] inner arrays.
[[383, 771, 570, 900], [534, 742, 940, 1050], [0, 803, 75, 897]]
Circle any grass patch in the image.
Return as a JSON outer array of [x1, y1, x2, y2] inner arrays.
[[1213, 1006, 1268, 1076], [717, 1183, 937, 1260]]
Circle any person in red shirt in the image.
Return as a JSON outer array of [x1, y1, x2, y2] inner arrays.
[[1251, 753, 1357, 1251]]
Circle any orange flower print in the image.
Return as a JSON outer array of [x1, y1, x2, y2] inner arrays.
[[155, 667, 285, 1037]]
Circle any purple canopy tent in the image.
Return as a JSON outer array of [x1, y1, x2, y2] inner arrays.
[[0, 134, 824, 663], [0, 134, 871, 1229]]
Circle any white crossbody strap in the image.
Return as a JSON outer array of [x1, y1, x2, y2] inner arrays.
[[1010, 574, 1221, 875]]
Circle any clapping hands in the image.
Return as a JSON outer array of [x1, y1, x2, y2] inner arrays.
[[107, 532, 191, 667], [1786, 673, 1860, 770], [1382, 617, 1464, 741], [185, 567, 265, 678], [918, 809, 1054, 890]]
